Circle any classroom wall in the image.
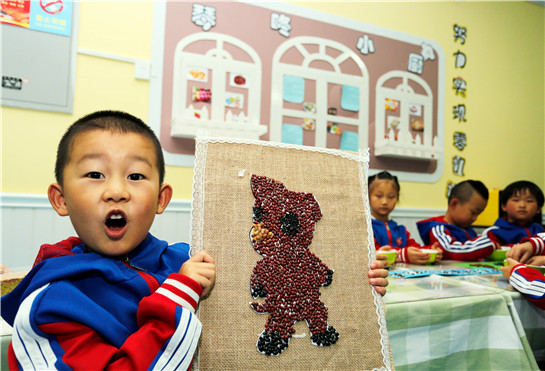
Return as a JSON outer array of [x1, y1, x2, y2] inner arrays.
[[2, 1, 544, 208]]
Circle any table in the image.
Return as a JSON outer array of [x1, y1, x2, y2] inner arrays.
[[384, 262, 545, 370]]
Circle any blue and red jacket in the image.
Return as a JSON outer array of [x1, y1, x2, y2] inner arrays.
[[509, 263, 545, 310], [1, 234, 202, 370], [371, 218, 422, 263], [417, 216, 495, 261], [487, 217, 545, 248]]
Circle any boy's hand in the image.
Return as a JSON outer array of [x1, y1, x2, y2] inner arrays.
[[407, 247, 430, 265], [507, 242, 534, 264], [178, 251, 216, 298], [526, 255, 545, 266], [500, 258, 519, 279], [378, 246, 392, 251], [430, 242, 443, 263], [369, 256, 389, 296]]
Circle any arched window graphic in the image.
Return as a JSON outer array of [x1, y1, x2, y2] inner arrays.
[[269, 36, 368, 151], [374, 71, 442, 159], [170, 33, 267, 139]]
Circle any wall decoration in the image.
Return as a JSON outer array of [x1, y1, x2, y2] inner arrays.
[[1, 1, 78, 113], [281, 123, 303, 145], [230, 73, 249, 88], [385, 98, 399, 112], [150, 1, 445, 182], [452, 155, 466, 176], [193, 86, 211, 102], [454, 50, 466, 68], [301, 118, 315, 131], [421, 43, 436, 61], [446, 180, 455, 198], [302, 102, 316, 113], [270, 12, 291, 37], [1, 0, 73, 36], [327, 122, 342, 135], [191, 3, 216, 31], [448, 23, 469, 193], [453, 104, 467, 122], [453, 131, 467, 151], [453, 24, 467, 44], [225, 92, 244, 108], [340, 131, 359, 152], [452, 77, 467, 97], [187, 66, 209, 82], [340, 85, 360, 112], [283, 75, 305, 103], [190, 135, 392, 369], [356, 34, 375, 55], [407, 52, 424, 74]]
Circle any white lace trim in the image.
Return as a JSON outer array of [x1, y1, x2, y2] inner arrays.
[[190, 131, 211, 256], [196, 134, 369, 162], [191, 134, 391, 370], [360, 156, 392, 371]]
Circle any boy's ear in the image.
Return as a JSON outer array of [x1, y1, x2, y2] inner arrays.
[[48, 183, 69, 216], [448, 198, 459, 209], [156, 183, 173, 214]]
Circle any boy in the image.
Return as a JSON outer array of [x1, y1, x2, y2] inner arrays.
[[2, 110, 389, 370], [1, 110, 216, 370], [501, 241, 545, 309], [417, 180, 497, 261], [487, 180, 544, 247]]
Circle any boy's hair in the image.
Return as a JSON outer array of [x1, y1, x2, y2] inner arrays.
[[448, 180, 488, 204], [55, 110, 165, 186], [368, 170, 400, 194], [500, 180, 544, 209]]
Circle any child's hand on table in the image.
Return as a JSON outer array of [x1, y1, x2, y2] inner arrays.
[[430, 242, 443, 263], [406, 247, 431, 265], [179, 251, 216, 297], [369, 255, 389, 296], [526, 255, 545, 266], [506, 241, 534, 264], [500, 257, 519, 279]]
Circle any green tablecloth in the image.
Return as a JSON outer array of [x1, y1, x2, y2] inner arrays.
[[385, 263, 543, 370]]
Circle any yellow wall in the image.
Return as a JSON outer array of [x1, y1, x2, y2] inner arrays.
[[2, 1, 544, 208]]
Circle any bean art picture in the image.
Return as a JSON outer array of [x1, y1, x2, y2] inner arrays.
[[190, 136, 393, 370]]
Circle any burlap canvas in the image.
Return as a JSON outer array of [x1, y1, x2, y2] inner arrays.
[[191, 137, 393, 370]]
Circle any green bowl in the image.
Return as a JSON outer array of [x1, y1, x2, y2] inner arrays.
[[378, 250, 397, 267], [420, 249, 438, 264], [486, 248, 509, 261]]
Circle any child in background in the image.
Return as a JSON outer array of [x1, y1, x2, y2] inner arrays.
[[417, 180, 498, 261], [487, 180, 544, 247], [369, 171, 442, 265], [501, 242, 545, 309]]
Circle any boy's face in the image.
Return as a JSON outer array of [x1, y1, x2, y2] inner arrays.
[[502, 189, 541, 226], [49, 130, 171, 257], [450, 192, 487, 229]]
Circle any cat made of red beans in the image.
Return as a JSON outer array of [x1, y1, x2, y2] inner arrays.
[[249, 174, 338, 356]]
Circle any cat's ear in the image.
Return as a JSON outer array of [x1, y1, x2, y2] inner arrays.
[[251, 175, 262, 197]]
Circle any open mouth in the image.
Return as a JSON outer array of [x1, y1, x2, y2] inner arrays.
[[105, 211, 127, 238]]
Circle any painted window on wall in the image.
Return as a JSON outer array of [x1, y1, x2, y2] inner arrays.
[[269, 36, 368, 153]]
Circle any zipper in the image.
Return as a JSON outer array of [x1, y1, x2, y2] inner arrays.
[[123, 256, 160, 293], [123, 256, 150, 273]]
